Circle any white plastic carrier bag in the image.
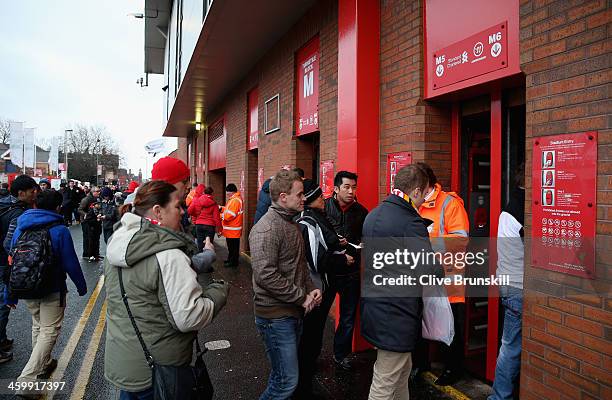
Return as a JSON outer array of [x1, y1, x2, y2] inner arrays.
[[421, 285, 455, 346]]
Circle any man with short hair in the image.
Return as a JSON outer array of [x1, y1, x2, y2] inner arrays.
[[324, 171, 368, 370], [0, 175, 39, 363], [250, 170, 321, 400], [361, 165, 443, 400], [221, 184, 243, 268], [39, 179, 50, 191]]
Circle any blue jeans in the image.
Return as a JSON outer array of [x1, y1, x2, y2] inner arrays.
[[255, 316, 303, 400], [489, 286, 523, 400], [0, 266, 10, 342], [119, 387, 154, 400]]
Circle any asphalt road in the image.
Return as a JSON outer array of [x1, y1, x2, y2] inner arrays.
[[0, 224, 456, 400]]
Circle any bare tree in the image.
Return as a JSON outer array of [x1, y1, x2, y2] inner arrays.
[[60, 124, 123, 183], [0, 118, 10, 144]]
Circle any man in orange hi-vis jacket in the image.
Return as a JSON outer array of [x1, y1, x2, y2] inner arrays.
[[221, 183, 243, 267], [416, 162, 470, 387]]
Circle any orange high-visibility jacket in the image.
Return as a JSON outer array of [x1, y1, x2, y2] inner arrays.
[[185, 189, 197, 207], [419, 183, 470, 303], [221, 192, 244, 238]]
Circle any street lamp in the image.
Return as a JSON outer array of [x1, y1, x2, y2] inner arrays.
[[95, 138, 101, 186], [64, 129, 72, 180]]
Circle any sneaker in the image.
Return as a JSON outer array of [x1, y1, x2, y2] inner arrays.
[[36, 359, 58, 379], [0, 338, 13, 352], [0, 350, 13, 364], [434, 369, 461, 386], [333, 356, 352, 371]]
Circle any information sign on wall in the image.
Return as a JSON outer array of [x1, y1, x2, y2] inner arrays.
[[320, 160, 335, 198], [432, 22, 507, 90], [295, 36, 319, 136], [386, 152, 412, 194], [531, 132, 597, 279]]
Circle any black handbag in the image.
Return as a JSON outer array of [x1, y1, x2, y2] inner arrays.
[[118, 269, 214, 400]]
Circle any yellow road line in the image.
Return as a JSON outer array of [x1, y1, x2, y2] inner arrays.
[[69, 301, 107, 400], [423, 371, 472, 400], [45, 275, 105, 399]]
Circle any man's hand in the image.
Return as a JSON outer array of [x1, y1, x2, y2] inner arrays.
[[310, 289, 322, 306], [339, 237, 348, 246], [345, 254, 355, 266], [301, 293, 315, 314]]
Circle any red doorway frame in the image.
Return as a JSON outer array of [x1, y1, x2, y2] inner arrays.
[[450, 88, 502, 382]]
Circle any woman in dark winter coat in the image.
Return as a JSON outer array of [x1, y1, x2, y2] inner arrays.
[[187, 185, 222, 251], [99, 187, 118, 243]]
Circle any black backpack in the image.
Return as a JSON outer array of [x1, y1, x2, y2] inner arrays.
[[8, 222, 60, 299]]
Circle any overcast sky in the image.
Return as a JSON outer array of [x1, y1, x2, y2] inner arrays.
[[0, 0, 173, 179]]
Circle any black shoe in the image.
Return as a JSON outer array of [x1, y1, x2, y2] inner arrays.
[[434, 369, 461, 386], [333, 356, 352, 371], [36, 359, 58, 379], [0, 350, 13, 364], [0, 338, 13, 352]]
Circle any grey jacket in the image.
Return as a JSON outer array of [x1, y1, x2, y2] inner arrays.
[[249, 203, 315, 319], [104, 213, 228, 391]]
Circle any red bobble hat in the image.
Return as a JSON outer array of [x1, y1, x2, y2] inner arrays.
[[151, 157, 190, 184], [125, 181, 139, 193]]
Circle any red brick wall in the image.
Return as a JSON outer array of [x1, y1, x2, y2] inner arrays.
[[198, 0, 338, 247], [379, 0, 452, 201], [520, 1, 611, 398]]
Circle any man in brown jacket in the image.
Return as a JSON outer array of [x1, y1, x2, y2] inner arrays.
[[249, 170, 321, 400]]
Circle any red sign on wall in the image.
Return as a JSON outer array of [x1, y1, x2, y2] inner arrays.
[[386, 152, 412, 194], [208, 118, 226, 171], [432, 22, 507, 90], [295, 36, 319, 136], [320, 160, 335, 199], [531, 132, 597, 279], [248, 87, 259, 150]]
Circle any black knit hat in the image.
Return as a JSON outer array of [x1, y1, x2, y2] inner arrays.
[[303, 179, 323, 205]]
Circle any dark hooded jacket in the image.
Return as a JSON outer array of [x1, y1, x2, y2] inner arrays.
[[253, 178, 272, 224]]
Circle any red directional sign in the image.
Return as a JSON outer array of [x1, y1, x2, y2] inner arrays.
[[432, 22, 508, 90]]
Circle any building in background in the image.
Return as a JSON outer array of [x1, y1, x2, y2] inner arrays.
[[141, 0, 611, 397]]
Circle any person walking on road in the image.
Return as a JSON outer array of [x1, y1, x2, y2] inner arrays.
[[10, 190, 87, 383], [104, 180, 229, 399], [79, 186, 102, 262], [188, 185, 222, 251], [0, 175, 39, 364], [221, 184, 243, 267], [249, 170, 321, 400], [100, 187, 119, 243], [324, 171, 368, 370]]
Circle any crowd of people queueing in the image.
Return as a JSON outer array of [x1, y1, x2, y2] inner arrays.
[[0, 154, 524, 400]]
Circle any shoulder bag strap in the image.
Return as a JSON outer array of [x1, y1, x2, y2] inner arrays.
[[118, 268, 155, 368]]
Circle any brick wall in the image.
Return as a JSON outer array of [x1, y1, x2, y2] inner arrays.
[[379, 0, 452, 201], [520, 1, 611, 398], [200, 0, 338, 247]]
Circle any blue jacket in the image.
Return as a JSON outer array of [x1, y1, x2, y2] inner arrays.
[[10, 209, 87, 297], [253, 178, 272, 224]]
